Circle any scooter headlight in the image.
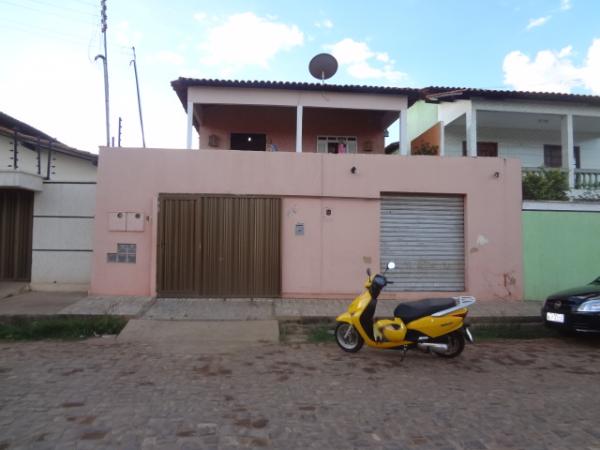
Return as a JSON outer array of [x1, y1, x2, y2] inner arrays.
[[577, 298, 600, 312]]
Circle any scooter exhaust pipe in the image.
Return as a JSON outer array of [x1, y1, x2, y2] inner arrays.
[[417, 342, 448, 352]]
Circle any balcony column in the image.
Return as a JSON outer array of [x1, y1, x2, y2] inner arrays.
[[399, 111, 409, 155], [186, 100, 194, 150], [561, 114, 575, 189], [295, 105, 303, 153], [466, 107, 477, 157]]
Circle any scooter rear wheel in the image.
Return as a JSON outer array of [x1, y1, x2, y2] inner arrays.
[[335, 323, 364, 353], [433, 331, 465, 358]]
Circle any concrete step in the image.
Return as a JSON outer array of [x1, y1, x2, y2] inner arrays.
[[117, 319, 280, 353]]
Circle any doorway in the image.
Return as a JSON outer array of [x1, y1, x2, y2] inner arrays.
[[0, 189, 34, 281], [230, 133, 267, 151]]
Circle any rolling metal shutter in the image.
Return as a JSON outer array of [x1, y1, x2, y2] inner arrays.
[[380, 195, 465, 291]]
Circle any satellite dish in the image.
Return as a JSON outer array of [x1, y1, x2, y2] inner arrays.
[[309, 53, 338, 82]]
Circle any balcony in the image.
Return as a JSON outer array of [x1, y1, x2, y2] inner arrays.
[[522, 167, 600, 199]]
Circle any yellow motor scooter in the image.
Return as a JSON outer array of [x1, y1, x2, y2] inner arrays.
[[335, 262, 475, 358]]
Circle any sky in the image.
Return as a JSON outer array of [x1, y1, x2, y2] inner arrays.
[[0, 0, 599, 153]]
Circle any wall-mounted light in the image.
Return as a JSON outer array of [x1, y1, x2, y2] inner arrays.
[[494, 171, 500, 178], [350, 166, 358, 175]]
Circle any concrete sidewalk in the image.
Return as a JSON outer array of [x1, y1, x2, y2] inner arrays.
[[0, 290, 86, 316], [0, 293, 543, 349], [0, 292, 544, 322]]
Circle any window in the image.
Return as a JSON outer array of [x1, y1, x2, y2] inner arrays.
[[544, 145, 562, 168], [317, 136, 357, 154], [543, 145, 580, 168], [461, 142, 498, 157], [107, 243, 136, 263]]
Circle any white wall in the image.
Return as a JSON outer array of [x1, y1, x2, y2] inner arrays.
[[0, 134, 97, 181], [29, 155, 97, 291], [577, 133, 600, 169], [30, 181, 97, 290], [444, 126, 600, 169]]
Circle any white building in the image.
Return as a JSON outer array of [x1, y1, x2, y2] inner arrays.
[[408, 88, 600, 192], [0, 112, 97, 291]]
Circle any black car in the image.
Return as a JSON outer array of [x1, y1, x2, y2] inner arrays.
[[542, 277, 600, 332]]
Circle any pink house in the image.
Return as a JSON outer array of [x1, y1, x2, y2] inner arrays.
[[90, 79, 523, 301]]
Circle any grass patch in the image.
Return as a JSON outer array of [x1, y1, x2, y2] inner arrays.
[[0, 316, 128, 341], [471, 323, 558, 340], [306, 325, 333, 343]]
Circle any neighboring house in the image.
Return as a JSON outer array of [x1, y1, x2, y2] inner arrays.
[[0, 112, 97, 291], [89, 78, 524, 302], [408, 88, 600, 192]]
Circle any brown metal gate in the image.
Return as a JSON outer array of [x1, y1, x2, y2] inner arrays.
[[157, 195, 281, 297], [0, 189, 34, 281]]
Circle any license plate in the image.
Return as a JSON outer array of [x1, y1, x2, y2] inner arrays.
[[546, 312, 565, 323]]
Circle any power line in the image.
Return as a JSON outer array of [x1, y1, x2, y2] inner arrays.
[[72, 0, 102, 8], [0, 18, 94, 44], [0, 0, 99, 24], [16, 0, 99, 17]]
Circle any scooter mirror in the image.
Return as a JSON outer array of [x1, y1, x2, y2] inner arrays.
[[366, 268, 372, 277], [387, 261, 396, 270]]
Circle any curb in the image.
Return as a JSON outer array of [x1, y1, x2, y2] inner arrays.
[[0, 314, 132, 325], [277, 315, 542, 325]]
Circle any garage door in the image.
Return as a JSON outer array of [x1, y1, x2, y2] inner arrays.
[[0, 189, 33, 281], [380, 195, 465, 291], [157, 195, 281, 297]]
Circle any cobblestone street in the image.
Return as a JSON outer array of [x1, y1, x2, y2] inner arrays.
[[1, 337, 600, 450]]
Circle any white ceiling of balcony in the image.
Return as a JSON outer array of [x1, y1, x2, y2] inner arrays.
[[447, 110, 600, 134]]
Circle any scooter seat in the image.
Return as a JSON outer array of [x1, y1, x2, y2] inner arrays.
[[393, 298, 456, 324]]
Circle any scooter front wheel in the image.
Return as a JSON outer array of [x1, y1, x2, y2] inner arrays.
[[335, 323, 364, 353]]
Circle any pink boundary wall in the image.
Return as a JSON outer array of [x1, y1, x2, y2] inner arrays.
[[90, 148, 523, 301]]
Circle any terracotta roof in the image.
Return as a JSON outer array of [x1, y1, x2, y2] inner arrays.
[[421, 86, 600, 105], [0, 111, 97, 163], [171, 77, 422, 110], [172, 78, 600, 111]]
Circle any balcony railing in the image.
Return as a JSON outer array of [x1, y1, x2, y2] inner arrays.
[[575, 169, 600, 190], [521, 167, 600, 191], [521, 167, 567, 177]]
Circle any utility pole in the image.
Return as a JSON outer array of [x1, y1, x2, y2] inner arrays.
[[118, 117, 122, 147], [130, 47, 146, 148], [95, 0, 110, 147]]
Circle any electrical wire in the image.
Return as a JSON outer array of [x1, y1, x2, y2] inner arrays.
[[0, 0, 99, 25], [14, 0, 99, 17], [71, 0, 101, 8], [0, 17, 93, 44]]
